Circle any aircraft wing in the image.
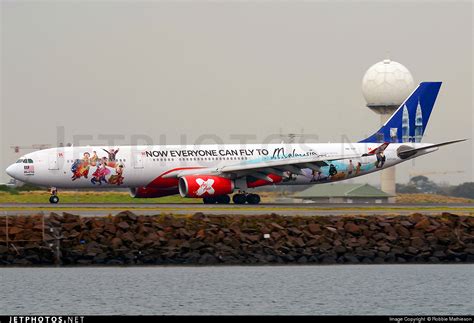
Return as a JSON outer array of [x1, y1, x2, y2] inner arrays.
[[163, 152, 361, 182]]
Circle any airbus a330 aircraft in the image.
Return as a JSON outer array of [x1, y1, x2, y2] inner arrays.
[[5, 82, 465, 204]]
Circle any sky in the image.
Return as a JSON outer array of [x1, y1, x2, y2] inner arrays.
[[1, 0, 472, 186]]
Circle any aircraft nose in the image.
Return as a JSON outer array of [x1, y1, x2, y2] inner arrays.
[[6, 164, 17, 178]]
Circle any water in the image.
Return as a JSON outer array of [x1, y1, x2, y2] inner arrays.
[[1, 265, 473, 315]]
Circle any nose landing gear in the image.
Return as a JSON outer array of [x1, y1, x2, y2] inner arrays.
[[49, 187, 59, 204]]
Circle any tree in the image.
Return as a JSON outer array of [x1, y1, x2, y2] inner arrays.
[[450, 182, 474, 199]]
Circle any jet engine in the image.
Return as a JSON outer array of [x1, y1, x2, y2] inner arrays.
[[178, 175, 234, 198]]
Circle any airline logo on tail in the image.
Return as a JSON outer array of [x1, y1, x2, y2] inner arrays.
[[360, 82, 441, 143]]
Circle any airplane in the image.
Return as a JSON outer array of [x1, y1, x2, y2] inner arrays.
[[5, 82, 466, 204]]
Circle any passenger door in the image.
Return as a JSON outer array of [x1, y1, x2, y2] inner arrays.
[[132, 152, 144, 169], [48, 152, 60, 170]]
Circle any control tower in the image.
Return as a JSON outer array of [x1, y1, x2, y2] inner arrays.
[[362, 58, 415, 202]]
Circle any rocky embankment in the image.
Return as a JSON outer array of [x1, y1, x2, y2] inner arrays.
[[0, 212, 473, 265]]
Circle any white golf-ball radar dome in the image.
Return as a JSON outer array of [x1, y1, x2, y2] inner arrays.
[[362, 59, 415, 110]]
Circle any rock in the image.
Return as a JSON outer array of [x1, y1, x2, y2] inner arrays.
[[106, 259, 124, 265], [117, 211, 137, 221], [334, 245, 347, 254], [396, 257, 407, 263], [196, 229, 206, 239], [297, 256, 308, 264], [111, 237, 122, 248], [121, 232, 135, 242], [325, 226, 338, 234], [191, 212, 206, 221], [190, 241, 205, 250], [344, 222, 361, 234], [411, 237, 426, 249], [271, 223, 285, 230], [245, 234, 260, 243], [373, 257, 385, 264], [400, 221, 413, 227], [13, 258, 31, 266], [65, 230, 80, 239], [199, 253, 218, 264], [117, 221, 130, 230], [321, 256, 337, 264], [63, 213, 80, 223], [414, 218, 431, 230], [288, 228, 302, 236], [408, 213, 425, 224], [433, 228, 453, 241], [465, 248, 474, 255], [308, 223, 322, 234], [285, 236, 304, 248], [362, 257, 373, 264], [395, 225, 411, 238], [8, 227, 23, 235], [344, 255, 360, 263], [104, 224, 117, 234]]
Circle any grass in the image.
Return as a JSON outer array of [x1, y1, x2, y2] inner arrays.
[[0, 190, 280, 204], [0, 191, 197, 204], [396, 193, 473, 204], [0, 190, 472, 206]]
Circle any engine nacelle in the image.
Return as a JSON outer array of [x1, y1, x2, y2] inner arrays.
[[129, 187, 176, 198], [179, 175, 234, 198]]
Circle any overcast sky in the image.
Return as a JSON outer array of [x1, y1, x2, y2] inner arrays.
[[1, 0, 472, 185]]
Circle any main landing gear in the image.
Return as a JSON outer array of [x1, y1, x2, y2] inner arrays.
[[49, 187, 59, 204], [203, 195, 230, 204], [202, 193, 261, 205], [233, 193, 261, 205]]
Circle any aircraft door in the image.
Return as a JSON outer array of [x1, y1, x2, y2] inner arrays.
[[132, 152, 144, 169], [48, 152, 60, 170]]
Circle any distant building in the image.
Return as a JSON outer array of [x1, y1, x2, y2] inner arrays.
[[293, 183, 393, 204]]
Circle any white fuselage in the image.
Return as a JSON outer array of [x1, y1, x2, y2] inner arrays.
[[5, 142, 435, 196]]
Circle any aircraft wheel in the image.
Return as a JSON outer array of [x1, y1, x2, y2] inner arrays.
[[232, 194, 247, 204], [216, 195, 231, 204], [203, 197, 216, 204], [246, 194, 261, 205], [49, 196, 59, 204]]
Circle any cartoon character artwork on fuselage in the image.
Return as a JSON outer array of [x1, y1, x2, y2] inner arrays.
[[70, 149, 124, 186]]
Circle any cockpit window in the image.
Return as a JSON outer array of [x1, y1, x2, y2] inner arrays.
[[28, 159, 33, 163], [16, 159, 24, 163], [23, 159, 29, 163]]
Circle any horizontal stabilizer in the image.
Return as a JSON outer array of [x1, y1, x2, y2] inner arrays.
[[397, 139, 467, 159]]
